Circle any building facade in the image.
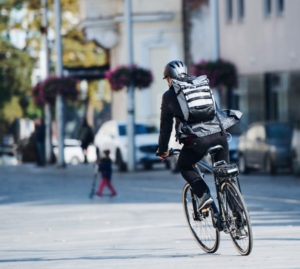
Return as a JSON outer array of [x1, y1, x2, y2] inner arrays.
[[78, 0, 300, 128], [78, 0, 184, 127], [219, 0, 300, 125]]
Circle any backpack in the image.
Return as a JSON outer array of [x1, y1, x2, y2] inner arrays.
[[172, 75, 216, 124]]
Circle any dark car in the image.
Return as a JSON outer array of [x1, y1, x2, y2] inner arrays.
[[238, 122, 292, 174], [227, 123, 244, 163]]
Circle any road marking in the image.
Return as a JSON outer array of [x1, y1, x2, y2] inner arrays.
[[130, 187, 300, 206], [245, 195, 300, 205], [129, 187, 180, 194], [95, 223, 183, 234]]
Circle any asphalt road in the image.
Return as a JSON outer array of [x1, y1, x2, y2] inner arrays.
[[0, 164, 300, 269]]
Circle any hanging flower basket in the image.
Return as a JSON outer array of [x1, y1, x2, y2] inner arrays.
[[32, 76, 79, 107], [32, 82, 46, 107], [105, 65, 153, 91], [192, 59, 238, 89]]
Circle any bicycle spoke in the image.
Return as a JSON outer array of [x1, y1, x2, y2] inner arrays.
[[222, 182, 253, 255], [183, 184, 219, 253]]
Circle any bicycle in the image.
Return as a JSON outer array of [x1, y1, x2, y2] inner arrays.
[[169, 145, 253, 256]]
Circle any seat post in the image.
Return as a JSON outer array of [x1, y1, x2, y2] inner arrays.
[[207, 145, 224, 166], [210, 152, 217, 165]]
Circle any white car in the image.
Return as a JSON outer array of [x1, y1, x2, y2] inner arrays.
[[94, 120, 160, 171], [53, 139, 97, 165]]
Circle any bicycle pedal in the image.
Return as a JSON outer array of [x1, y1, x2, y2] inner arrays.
[[201, 208, 209, 213]]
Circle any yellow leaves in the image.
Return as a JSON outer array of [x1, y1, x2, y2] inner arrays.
[[2, 96, 23, 123], [63, 37, 107, 67]]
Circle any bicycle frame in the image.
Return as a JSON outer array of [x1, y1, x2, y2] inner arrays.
[[193, 159, 236, 232], [170, 148, 241, 230]]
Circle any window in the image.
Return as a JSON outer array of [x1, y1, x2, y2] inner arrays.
[[276, 0, 284, 15], [226, 0, 233, 22], [264, 0, 272, 17], [237, 0, 245, 20]]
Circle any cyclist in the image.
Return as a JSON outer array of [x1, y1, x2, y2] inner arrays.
[[156, 60, 241, 210]]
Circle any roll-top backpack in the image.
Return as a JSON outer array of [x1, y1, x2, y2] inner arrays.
[[172, 75, 216, 124]]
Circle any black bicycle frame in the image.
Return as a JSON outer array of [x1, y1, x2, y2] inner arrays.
[[193, 160, 230, 230]]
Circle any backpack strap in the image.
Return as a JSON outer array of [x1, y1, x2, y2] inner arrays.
[[172, 83, 189, 122], [216, 111, 226, 136], [210, 88, 226, 136]]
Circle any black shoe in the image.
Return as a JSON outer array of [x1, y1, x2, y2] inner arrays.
[[198, 192, 213, 211], [235, 227, 247, 239]]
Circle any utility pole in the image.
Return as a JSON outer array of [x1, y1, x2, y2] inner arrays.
[[41, 0, 52, 164], [54, 0, 65, 167], [211, 0, 221, 107], [211, 0, 220, 61], [124, 0, 135, 172]]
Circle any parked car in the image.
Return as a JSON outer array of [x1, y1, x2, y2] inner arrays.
[[94, 121, 160, 171], [53, 139, 97, 165], [291, 122, 300, 176], [238, 122, 292, 174], [227, 124, 244, 163]]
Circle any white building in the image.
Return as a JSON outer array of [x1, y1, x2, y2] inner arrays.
[[79, 0, 300, 127], [78, 0, 184, 127], [218, 0, 300, 124]]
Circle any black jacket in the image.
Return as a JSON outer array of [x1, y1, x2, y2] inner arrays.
[[158, 86, 242, 153]]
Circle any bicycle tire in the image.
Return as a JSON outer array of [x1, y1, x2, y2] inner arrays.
[[221, 181, 253, 255], [182, 183, 220, 253]]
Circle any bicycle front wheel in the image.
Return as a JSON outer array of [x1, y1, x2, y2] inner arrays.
[[182, 184, 220, 253], [221, 181, 253, 255]]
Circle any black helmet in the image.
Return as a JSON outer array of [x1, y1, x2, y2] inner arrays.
[[163, 60, 187, 79]]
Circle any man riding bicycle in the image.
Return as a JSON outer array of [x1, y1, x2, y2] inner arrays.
[[156, 60, 242, 210]]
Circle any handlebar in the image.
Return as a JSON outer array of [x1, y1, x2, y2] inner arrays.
[[155, 148, 181, 158], [168, 148, 181, 157]]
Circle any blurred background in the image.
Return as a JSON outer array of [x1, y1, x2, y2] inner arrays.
[[0, 0, 299, 175]]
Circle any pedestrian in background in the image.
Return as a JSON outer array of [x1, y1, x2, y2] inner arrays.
[[97, 150, 117, 197], [77, 118, 94, 163], [34, 118, 45, 166]]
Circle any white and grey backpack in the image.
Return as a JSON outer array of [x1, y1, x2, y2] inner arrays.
[[172, 75, 216, 124]]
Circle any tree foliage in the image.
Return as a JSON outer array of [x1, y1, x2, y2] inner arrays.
[[0, 40, 33, 123], [63, 29, 107, 68], [0, 0, 107, 130]]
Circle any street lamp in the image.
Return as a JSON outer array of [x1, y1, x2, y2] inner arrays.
[[124, 0, 136, 172], [54, 0, 65, 167]]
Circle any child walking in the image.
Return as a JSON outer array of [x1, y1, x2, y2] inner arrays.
[[97, 150, 117, 197]]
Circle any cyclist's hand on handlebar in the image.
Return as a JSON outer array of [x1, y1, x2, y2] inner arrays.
[[156, 150, 169, 161]]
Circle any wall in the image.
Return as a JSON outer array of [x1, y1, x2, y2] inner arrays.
[[219, 0, 300, 75], [78, 0, 184, 126]]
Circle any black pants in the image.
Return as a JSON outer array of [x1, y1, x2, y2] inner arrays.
[[177, 132, 229, 198]]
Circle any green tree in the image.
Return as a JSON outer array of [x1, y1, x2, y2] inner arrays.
[[0, 0, 107, 132], [0, 40, 33, 123]]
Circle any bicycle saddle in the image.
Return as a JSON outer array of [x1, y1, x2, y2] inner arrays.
[[207, 145, 224, 156]]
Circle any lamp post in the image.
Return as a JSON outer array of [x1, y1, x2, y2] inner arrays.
[[41, 0, 52, 165], [211, 0, 220, 61], [54, 0, 65, 167], [211, 0, 221, 107], [124, 0, 135, 172]]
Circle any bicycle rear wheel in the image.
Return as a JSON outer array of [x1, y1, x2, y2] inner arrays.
[[182, 183, 220, 253], [221, 181, 253, 255]]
